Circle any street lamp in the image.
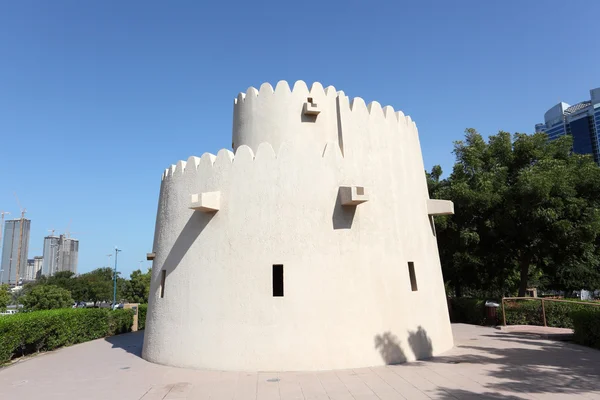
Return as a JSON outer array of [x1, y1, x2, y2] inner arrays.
[[112, 247, 121, 309]]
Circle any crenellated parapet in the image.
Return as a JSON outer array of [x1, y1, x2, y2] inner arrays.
[[231, 81, 418, 158]]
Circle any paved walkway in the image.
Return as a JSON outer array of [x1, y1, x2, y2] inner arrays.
[[497, 325, 574, 341], [1, 324, 599, 400]]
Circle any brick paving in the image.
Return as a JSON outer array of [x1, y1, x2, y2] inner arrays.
[[1, 324, 599, 399]]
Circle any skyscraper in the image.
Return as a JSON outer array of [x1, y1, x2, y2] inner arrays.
[[41, 235, 79, 276], [58, 236, 79, 275], [42, 235, 60, 277], [26, 259, 34, 281], [25, 256, 43, 281], [33, 256, 43, 279], [535, 88, 600, 162], [0, 218, 31, 285]]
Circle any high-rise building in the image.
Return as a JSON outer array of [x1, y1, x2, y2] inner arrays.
[[58, 236, 79, 275], [26, 259, 34, 281], [42, 236, 60, 277], [41, 235, 79, 276], [535, 88, 600, 162], [33, 256, 43, 279], [0, 219, 31, 285], [25, 256, 43, 281]]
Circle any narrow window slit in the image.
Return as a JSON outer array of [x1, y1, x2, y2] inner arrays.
[[160, 270, 166, 298], [273, 264, 284, 297], [408, 262, 418, 291]]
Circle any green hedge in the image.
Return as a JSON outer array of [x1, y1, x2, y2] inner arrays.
[[503, 300, 593, 328], [572, 308, 600, 349], [449, 297, 599, 329], [448, 298, 488, 325], [0, 308, 134, 364], [138, 304, 147, 330]]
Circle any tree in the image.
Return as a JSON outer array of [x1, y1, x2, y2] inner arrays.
[[22, 285, 73, 311], [82, 268, 114, 305], [0, 284, 9, 311], [10, 287, 25, 306], [123, 269, 151, 303], [429, 129, 600, 297]]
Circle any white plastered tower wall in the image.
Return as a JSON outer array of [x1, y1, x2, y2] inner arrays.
[[142, 81, 454, 371]]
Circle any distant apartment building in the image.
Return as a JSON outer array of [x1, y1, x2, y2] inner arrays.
[[25, 256, 43, 281], [26, 259, 34, 281], [535, 88, 600, 162], [42, 235, 79, 276], [0, 219, 31, 285], [42, 236, 60, 276], [58, 236, 79, 275]]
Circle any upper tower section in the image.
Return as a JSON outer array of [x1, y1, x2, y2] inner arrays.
[[232, 81, 341, 153]]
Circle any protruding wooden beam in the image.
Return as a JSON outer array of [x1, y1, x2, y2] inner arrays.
[[146, 252, 156, 261]]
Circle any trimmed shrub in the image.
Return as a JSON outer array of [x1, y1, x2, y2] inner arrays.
[[572, 308, 600, 349], [138, 304, 147, 330], [0, 308, 134, 364], [544, 301, 590, 328], [503, 299, 594, 328], [108, 309, 134, 335], [448, 298, 487, 325], [451, 297, 600, 328], [502, 300, 543, 326]]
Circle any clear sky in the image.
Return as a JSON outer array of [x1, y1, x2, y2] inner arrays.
[[1, 0, 599, 277]]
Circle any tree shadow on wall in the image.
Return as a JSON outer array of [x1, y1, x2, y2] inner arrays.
[[374, 326, 433, 365], [162, 211, 215, 278], [332, 187, 356, 230]]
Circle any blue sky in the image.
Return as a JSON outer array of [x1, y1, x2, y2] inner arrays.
[[1, 1, 599, 277]]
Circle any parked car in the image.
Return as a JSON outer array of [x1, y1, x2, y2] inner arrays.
[[0, 309, 18, 316]]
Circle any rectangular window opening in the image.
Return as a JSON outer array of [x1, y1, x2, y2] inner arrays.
[[408, 262, 418, 292], [273, 264, 284, 297], [160, 269, 166, 298]]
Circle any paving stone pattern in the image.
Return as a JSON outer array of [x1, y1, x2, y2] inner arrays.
[[1, 324, 599, 399]]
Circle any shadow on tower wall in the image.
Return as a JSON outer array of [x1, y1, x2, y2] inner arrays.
[[374, 326, 433, 365], [161, 211, 215, 278], [332, 187, 356, 230]]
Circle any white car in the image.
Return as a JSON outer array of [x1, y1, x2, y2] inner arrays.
[[0, 309, 17, 316]]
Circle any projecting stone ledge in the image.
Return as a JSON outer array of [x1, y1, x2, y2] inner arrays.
[[427, 199, 454, 216], [339, 186, 369, 206], [190, 192, 221, 213]]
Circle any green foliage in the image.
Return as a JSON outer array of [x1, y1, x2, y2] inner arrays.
[[502, 301, 544, 326], [138, 304, 147, 330], [29, 267, 144, 305], [108, 309, 134, 335], [22, 285, 73, 311], [123, 269, 151, 303], [429, 130, 600, 297], [544, 301, 591, 328], [452, 298, 595, 328], [10, 287, 24, 306], [0, 308, 134, 364], [0, 284, 9, 311], [448, 298, 487, 325], [572, 308, 600, 349]]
